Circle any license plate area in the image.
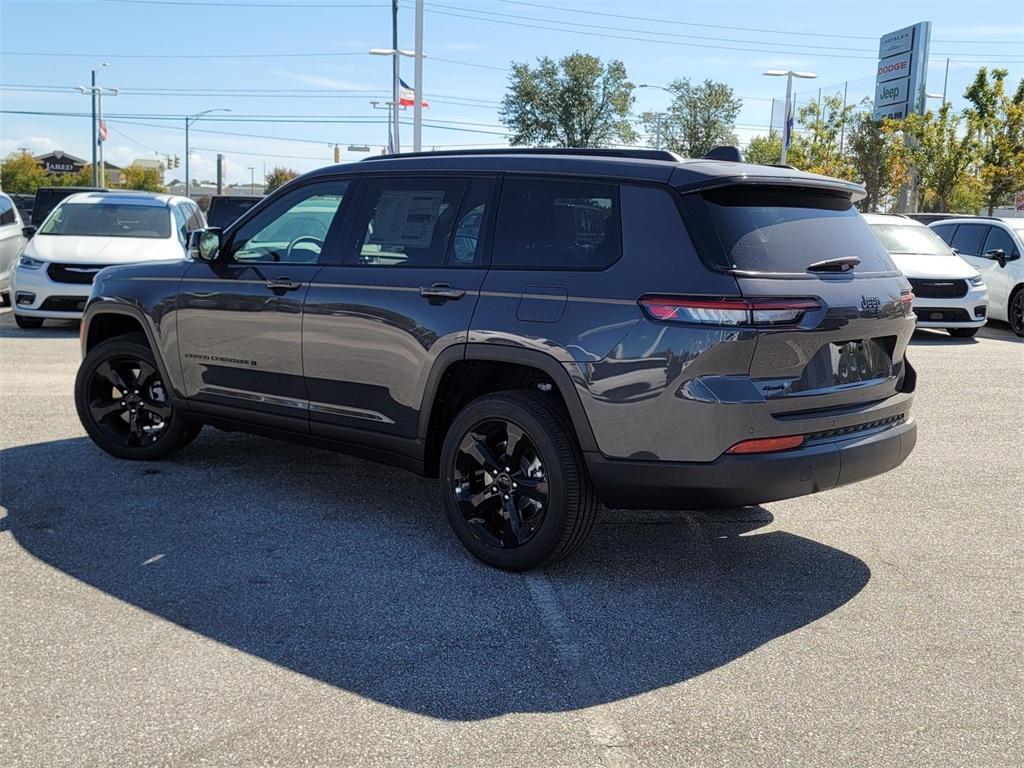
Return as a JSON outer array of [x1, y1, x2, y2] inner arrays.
[[787, 336, 895, 394]]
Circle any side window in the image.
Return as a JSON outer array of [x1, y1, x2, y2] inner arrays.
[[184, 203, 204, 232], [983, 226, 1017, 257], [451, 178, 495, 266], [351, 177, 468, 267], [230, 180, 349, 264], [172, 205, 188, 243], [950, 224, 989, 257], [0, 196, 15, 226], [493, 177, 621, 270], [930, 223, 955, 244]]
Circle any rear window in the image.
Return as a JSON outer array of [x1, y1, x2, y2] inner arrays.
[[40, 202, 171, 239], [684, 186, 895, 274], [867, 222, 952, 257], [493, 177, 621, 270]]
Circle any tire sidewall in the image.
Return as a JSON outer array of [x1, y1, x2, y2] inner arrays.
[[440, 395, 574, 570]]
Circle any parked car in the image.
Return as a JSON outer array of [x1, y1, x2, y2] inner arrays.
[[204, 195, 261, 229], [9, 193, 35, 224], [12, 191, 205, 328], [928, 217, 1024, 336], [73, 148, 918, 570], [903, 212, 962, 225], [29, 186, 104, 228], [863, 213, 988, 337], [0, 192, 28, 306]]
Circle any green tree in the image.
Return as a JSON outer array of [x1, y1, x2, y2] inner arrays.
[[893, 103, 981, 213], [641, 78, 741, 157], [500, 52, 636, 147], [793, 94, 856, 180], [1, 151, 47, 193], [744, 132, 783, 165], [847, 111, 907, 212], [47, 165, 96, 187], [119, 163, 165, 192], [964, 68, 1024, 215], [265, 166, 298, 193]]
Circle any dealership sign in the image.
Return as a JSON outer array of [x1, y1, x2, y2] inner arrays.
[[873, 21, 931, 122]]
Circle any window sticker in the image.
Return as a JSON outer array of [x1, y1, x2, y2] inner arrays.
[[369, 190, 445, 247]]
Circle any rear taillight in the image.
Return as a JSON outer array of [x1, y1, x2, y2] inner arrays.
[[726, 435, 806, 454], [638, 296, 821, 326], [899, 290, 915, 316]]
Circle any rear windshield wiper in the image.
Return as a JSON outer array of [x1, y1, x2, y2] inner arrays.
[[806, 256, 861, 273]]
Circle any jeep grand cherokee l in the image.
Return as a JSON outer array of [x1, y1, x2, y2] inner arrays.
[[74, 148, 918, 570]]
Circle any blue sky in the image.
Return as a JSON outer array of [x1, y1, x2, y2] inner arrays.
[[1, 0, 1022, 185]]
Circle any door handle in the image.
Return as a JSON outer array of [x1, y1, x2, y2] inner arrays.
[[419, 283, 466, 301], [266, 277, 303, 291]]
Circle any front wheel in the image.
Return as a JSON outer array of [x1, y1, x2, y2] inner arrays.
[[1010, 288, 1024, 337], [75, 336, 201, 460], [947, 327, 979, 338], [440, 391, 598, 570]]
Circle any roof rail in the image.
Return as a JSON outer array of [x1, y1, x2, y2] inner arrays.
[[702, 145, 744, 162], [360, 147, 682, 162]]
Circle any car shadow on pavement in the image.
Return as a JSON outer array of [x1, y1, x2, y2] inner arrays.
[[0, 431, 870, 721]]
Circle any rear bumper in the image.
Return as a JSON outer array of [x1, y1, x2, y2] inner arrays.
[[586, 417, 917, 510]]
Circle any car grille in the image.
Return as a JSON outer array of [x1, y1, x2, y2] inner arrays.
[[39, 296, 87, 312], [908, 278, 968, 299], [808, 413, 906, 441], [915, 307, 971, 322], [47, 263, 105, 285]]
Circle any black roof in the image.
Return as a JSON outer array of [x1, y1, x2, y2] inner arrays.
[[301, 147, 866, 198]]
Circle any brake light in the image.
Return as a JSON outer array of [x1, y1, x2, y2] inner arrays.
[[899, 290, 915, 316], [638, 296, 821, 326], [726, 435, 806, 454]]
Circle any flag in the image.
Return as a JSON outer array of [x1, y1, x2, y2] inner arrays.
[[98, 119, 108, 143], [398, 78, 429, 108], [781, 99, 792, 156]]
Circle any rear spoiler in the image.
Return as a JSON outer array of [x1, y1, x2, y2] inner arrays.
[[670, 168, 867, 203]]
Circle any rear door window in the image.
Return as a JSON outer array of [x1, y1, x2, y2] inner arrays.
[[950, 224, 989, 257], [493, 177, 621, 270], [682, 186, 894, 274], [982, 226, 1017, 258], [930, 223, 956, 243]]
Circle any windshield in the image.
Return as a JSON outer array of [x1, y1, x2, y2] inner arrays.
[[40, 202, 171, 239], [689, 186, 895, 274], [867, 221, 953, 256]]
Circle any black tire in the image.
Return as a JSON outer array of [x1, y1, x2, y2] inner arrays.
[[14, 313, 43, 329], [947, 327, 979, 338], [440, 390, 598, 570], [0, 291, 10, 307], [75, 335, 201, 461], [1010, 287, 1024, 337]]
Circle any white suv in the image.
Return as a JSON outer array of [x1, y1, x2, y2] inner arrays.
[[12, 191, 205, 328], [864, 213, 988, 338], [929, 217, 1024, 337]]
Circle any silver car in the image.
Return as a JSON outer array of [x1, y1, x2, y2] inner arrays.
[[0, 192, 28, 305]]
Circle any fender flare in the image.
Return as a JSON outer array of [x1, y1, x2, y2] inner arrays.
[[417, 343, 598, 453], [80, 299, 182, 401]]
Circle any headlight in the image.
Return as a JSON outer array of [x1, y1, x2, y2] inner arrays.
[[968, 274, 984, 287], [18, 255, 44, 270]]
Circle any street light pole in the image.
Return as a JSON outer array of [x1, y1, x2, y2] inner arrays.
[[413, 0, 424, 152], [185, 108, 231, 198], [638, 84, 674, 152], [370, 48, 416, 154], [763, 69, 817, 165]]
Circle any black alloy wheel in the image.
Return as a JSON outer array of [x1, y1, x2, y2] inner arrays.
[[86, 356, 170, 448], [440, 391, 599, 570], [452, 418, 550, 550], [75, 336, 201, 460], [1011, 289, 1024, 337]]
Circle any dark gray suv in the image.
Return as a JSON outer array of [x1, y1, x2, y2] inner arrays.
[[74, 148, 918, 570]]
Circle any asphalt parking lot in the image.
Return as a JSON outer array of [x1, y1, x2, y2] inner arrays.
[[1, 308, 1021, 768]]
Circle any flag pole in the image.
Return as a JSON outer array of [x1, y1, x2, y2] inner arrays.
[[413, 0, 424, 152]]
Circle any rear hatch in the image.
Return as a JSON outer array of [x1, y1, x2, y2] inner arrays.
[[679, 183, 915, 417]]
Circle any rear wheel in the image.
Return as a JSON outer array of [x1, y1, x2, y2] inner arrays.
[[440, 391, 598, 570], [1010, 287, 1024, 337], [0, 291, 9, 307], [14, 314, 43, 329], [75, 336, 201, 460], [947, 327, 979, 338]]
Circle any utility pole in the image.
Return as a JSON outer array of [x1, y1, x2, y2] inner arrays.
[[413, 0, 424, 152], [248, 167, 255, 195], [79, 63, 112, 187], [942, 57, 950, 105], [392, 0, 400, 153], [185, 108, 231, 198], [216, 154, 224, 194], [838, 81, 849, 155], [91, 69, 97, 185]]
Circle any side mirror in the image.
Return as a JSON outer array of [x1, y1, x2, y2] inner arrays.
[[950, 246, 960, 255], [22, 225, 36, 239], [985, 248, 1007, 268], [189, 227, 224, 262]]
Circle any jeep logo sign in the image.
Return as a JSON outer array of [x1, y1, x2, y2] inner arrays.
[[875, 77, 910, 107]]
